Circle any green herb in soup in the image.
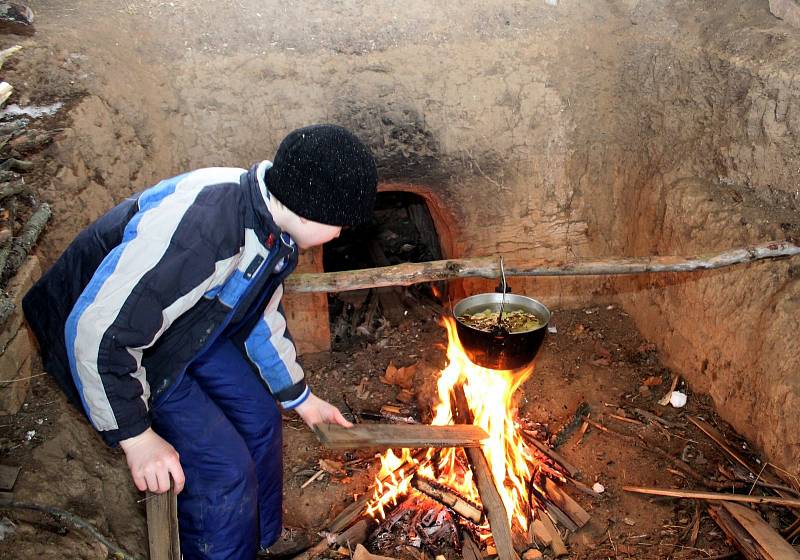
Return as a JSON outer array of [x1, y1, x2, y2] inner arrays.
[[458, 308, 542, 333]]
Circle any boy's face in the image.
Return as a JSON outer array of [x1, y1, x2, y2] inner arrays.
[[291, 219, 342, 250]]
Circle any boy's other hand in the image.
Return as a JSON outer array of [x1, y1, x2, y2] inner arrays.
[[119, 428, 185, 494], [295, 393, 353, 429]]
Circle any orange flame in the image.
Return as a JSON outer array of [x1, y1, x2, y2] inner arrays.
[[366, 317, 544, 534]]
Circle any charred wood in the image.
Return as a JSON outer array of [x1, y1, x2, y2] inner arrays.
[[411, 475, 482, 524]]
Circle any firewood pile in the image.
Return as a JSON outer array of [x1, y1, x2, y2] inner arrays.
[[0, 11, 56, 331], [302, 384, 598, 560]]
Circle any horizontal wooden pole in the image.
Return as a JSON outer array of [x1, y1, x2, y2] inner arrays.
[[624, 486, 800, 508], [285, 240, 800, 293]]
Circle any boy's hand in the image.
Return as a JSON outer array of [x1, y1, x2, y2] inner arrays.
[[295, 393, 353, 429], [119, 428, 185, 494]]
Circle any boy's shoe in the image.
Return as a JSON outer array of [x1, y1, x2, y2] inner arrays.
[[259, 527, 311, 559]]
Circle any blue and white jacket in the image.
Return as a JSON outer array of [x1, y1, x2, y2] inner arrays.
[[23, 161, 308, 445]]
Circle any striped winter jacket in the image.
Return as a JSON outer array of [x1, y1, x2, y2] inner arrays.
[[22, 161, 308, 445]]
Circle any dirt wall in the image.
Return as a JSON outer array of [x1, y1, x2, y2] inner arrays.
[[16, 0, 800, 471]]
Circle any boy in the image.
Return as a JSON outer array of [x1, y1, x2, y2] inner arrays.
[[22, 124, 378, 559]]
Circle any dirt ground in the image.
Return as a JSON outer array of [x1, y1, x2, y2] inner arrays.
[[3, 302, 795, 559]]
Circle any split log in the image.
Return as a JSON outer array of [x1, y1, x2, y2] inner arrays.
[[528, 517, 551, 547], [543, 478, 590, 529], [544, 503, 577, 533], [146, 483, 180, 560], [412, 475, 483, 524], [708, 504, 763, 560], [721, 501, 800, 559], [623, 486, 800, 508], [284, 240, 800, 293], [536, 511, 567, 558], [452, 384, 518, 560], [313, 423, 488, 450], [335, 519, 370, 548], [0, 202, 50, 284]]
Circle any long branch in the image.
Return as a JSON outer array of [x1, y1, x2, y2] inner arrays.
[[0, 499, 141, 560], [285, 240, 800, 293]]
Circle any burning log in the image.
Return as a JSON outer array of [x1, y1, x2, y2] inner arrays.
[[313, 423, 488, 450], [452, 383, 519, 560], [411, 475, 483, 524], [284, 240, 800, 293]]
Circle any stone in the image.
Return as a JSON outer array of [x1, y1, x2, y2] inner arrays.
[[769, 0, 800, 28]]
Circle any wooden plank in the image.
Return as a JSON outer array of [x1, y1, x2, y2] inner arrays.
[[528, 518, 552, 547], [452, 384, 518, 560], [313, 423, 488, 450], [146, 482, 180, 560], [707, 505, 764, 560], [537, 511, 567, 557], [545, 503, 578, 533], [543, 478, 590, 528], [285, 240, 800, 293], [722, 502, 800, 560], [0, 464, 20, 491], [623, 486, 800, 508]]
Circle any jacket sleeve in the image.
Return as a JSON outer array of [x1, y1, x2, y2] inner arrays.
[[65, 171, 242, 445], [243, 283, 308, 409]]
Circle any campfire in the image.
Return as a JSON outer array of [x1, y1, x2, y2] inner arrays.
[[345, 317, 589, 560]]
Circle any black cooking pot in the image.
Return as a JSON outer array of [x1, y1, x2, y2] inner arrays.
[[453, 293, 551, 370]]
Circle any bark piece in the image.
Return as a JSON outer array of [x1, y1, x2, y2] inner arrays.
[[721, 501, 800, 559]]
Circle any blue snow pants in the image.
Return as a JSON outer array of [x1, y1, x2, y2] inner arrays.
[[152, 337, 283, 560]]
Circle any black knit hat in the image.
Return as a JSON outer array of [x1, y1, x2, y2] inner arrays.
[[266, 124, 378, 226]]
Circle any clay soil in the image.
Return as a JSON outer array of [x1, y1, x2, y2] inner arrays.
[[3, 303, 794, 559]]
